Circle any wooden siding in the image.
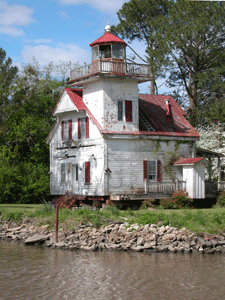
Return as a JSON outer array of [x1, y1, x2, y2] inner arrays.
[[106, 138, 194, 195]]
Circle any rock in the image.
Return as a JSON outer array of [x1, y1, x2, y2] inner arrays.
[[24, 234, 49, 245], [136, 237, 145, 246]]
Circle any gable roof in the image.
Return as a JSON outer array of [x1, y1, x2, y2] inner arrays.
[[89, 32, 126, 47]]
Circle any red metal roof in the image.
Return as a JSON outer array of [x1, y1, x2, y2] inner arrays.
[[89, 32, 126, 47], [138, 94, 199, 138], [49, 89, 199, 140], [174, 157, 204, 165]]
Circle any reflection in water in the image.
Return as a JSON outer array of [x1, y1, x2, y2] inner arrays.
[[1, 240, 225, 300]]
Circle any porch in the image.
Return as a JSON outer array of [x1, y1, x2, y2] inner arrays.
[[69, 60, 150, 81]]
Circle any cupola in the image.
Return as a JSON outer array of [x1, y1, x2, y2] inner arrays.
[[90, 25, 127, 63]]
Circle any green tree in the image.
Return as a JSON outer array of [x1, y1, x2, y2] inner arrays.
[[0, 48, 18, 144], [112, 0, 172, 94], [165, 0, 225, 126], [0, 57, 64, 203]]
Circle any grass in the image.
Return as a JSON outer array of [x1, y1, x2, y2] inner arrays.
[[0, 203, 225, 235]]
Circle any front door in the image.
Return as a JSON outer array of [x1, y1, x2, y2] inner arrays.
[[72, 164, 79, 194]]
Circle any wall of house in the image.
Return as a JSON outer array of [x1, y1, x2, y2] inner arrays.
[[82, 77, 139, 132], [194, 161, 205, 199], [105, 137, 194, 195], [49, 110, 105, 196]]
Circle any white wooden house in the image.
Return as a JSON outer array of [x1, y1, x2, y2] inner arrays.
[[46, 25, 206, 203]]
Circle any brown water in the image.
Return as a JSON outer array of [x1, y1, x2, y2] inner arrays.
[[1, 240, 225, 300]]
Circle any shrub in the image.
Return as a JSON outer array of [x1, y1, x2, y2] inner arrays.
[[216, 191, 225, 207], [160, 191, 193, 209], [140, 198, 157, 209]]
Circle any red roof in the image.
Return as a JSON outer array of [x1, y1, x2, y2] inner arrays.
[[138, 94, 199, 138], [174, 157, 204, 165], [90, 32, 126, 47], [50, 88, 199, 140]]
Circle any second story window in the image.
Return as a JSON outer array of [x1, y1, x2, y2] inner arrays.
[[61, 120, 72, 141], [78, 117, 89, 139], [118, 100, 133, 122]]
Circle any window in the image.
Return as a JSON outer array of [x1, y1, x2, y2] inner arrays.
[[112, 44, 125, 59], [92, 46, 99, 61], [118, 101, 123, 121], [61, 120, 72, 141], [143, 160, 161, 182], [61, 163, 66, 183], [99, 45, 111, 59], [78, 117, 89, 139], [118, 100, 133, 122]]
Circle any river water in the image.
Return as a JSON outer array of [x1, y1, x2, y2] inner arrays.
[[1, 240, 225, 300]]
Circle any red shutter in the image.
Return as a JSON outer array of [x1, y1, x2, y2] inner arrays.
[[69, 119, 72, 140], [78, 118, 81, 139], [143, 160, 148, 181], [125, 100, 132, 122], [61, 121, 64, 141], [85, 161, 90, 183], [157, 160, 161, 182], [86, 117, 89, 138]]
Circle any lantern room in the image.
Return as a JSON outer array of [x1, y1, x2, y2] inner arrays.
[[90, 25, 126, 62]]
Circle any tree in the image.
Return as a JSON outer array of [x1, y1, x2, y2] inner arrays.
[[112, 0, 172, 94], [0, 48, 18, 144], [0, 57, 65, 203], [165, 0, 225, 126], [197, 124, 225, 181]]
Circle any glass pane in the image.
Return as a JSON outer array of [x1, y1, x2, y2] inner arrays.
[[118, 101, 123, 121], [112, 44, 125, 59], [61, 163, 66, 183], [92, 46, 98, 61], [80, 118, 86, 138], [100, 45, 111, 58], [148, 161, 156, 180]]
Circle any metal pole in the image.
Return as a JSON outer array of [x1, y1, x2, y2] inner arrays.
[[55, 204, 59, 242]]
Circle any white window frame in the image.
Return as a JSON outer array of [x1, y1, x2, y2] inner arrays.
[[148, 161, 157, 181]]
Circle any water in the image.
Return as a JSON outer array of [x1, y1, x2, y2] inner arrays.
[[1, 240, 225, 300]]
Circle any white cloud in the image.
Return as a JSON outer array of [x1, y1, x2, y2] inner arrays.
[[0, 25, 24, 36], [0, 0, 35, 36], [21, 43, 90, 67], [56, 0, 126, 13], [33, 39, 54, 44]]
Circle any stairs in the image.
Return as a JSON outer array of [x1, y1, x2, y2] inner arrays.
[[139, 112, 154, 132]]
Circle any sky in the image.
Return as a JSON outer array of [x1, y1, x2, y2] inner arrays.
[[0, 0, 169, 94]]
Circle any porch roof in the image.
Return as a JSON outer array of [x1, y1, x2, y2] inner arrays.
[[174, 157, 204, 165]]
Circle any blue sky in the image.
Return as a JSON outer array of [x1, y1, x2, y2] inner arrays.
[[0, 0, 169, 93]]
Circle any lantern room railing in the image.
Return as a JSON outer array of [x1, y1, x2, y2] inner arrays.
[[70, 60, 150, 81]]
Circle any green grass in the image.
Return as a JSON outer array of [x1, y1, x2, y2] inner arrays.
[[0, 204, 225, 235]]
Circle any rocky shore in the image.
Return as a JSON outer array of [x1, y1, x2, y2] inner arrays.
[[1, 221, 225, 254]]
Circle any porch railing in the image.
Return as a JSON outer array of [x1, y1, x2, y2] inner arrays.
[[70, 60, 150, 81], [145, 180, 186, 194]]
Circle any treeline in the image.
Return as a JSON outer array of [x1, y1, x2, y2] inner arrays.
[[0, 49, 72, 203]]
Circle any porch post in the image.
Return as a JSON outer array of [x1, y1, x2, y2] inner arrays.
[[208, 158, 212, 182], [218, 156, 221, 182]]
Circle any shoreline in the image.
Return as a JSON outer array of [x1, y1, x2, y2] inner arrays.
[[1, 221, 225, 254]]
